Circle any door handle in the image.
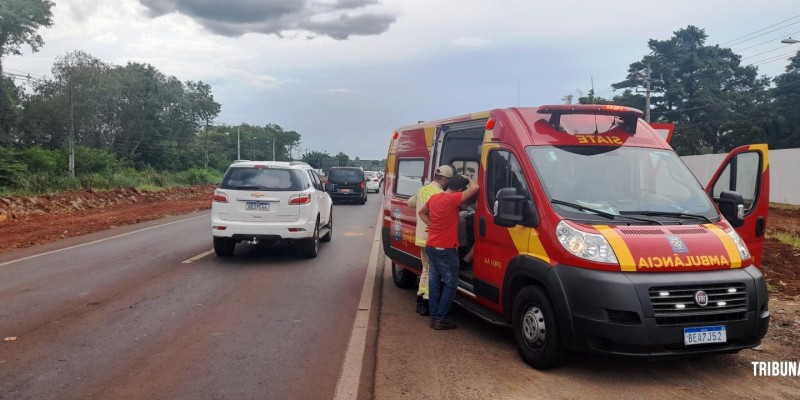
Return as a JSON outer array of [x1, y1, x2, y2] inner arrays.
[[756, 216, 766, 237], [479, 216, 486, 237]]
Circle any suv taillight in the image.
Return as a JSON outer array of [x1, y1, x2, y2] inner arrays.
[[360, 180, 366, 189], [212, 190, 228, 203], [289, 193, 312, 205]]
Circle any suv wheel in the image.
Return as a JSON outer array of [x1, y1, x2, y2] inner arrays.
[[300, 219, 320, 258], [321, 209, 333, 242], [213, 237, 236, 257]]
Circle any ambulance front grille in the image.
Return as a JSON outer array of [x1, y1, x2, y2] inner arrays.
[[649, 283, 748, 325]]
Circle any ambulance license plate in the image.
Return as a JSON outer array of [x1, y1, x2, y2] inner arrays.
[[246, 201, 270, 211], [684, 326, 726, 345]]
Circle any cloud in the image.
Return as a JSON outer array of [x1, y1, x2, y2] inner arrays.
[[454, 37, 489, 49], [137, 0, 397, 40], [92, 32, 119, 44], [324, 88, 357, 94]]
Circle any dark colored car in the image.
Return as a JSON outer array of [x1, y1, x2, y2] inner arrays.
[[327, 167, 367, 205]]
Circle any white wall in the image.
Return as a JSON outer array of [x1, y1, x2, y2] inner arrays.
[[681, 148, 800, 206]]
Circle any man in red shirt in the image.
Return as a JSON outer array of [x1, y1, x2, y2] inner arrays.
[[418, 175, 479, 330]]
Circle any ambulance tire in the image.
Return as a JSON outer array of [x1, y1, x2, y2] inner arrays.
[[391, 261, 416, 289], [512, 285, 563, 370]]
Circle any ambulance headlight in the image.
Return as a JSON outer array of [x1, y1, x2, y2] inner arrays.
[[556, 221, 618, 264], [725, 228, 751, 260]]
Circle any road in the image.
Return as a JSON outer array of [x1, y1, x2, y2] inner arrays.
[[0, 194, 383, 400], [375, 259, 800, 400]]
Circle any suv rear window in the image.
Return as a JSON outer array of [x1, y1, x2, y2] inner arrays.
[[220, 167, 308, 191], [328, 168, 364, 182]]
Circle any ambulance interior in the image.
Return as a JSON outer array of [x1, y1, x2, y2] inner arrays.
[[435, 125, 485, 285]]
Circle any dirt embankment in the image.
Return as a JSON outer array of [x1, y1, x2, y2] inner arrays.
[[0, 185, 215, 253]]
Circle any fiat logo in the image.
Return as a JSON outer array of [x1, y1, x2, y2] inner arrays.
[[694, 291, 709, 307]]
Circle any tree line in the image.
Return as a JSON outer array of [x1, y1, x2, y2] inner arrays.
[[569, 26, 800, 155]]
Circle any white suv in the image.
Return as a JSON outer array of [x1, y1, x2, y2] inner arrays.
[[211, 161, 333, 258]]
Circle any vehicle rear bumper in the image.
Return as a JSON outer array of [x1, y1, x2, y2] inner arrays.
[[553, 264, 770, 357], [211, 217, 316, 241], [330, 191, 365, 201]]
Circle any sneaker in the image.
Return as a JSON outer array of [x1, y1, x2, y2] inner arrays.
[[432, 320, 458, 330]]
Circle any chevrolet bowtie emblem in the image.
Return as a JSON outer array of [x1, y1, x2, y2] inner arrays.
[[252, 192, 265, 198]]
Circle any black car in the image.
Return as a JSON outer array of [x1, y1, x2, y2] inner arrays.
[[327, 167, 367, 205]]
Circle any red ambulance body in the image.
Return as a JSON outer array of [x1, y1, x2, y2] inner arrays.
[[381, 105, 770, 369]]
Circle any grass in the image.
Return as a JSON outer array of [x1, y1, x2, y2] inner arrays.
[[767, 230, 800, 249], [0, 168, 222, 197]]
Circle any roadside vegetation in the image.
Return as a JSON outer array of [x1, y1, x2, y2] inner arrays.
[[0, 145, 221, 195]]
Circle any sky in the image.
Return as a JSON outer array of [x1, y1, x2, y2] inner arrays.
[[5, 0, 800, 160]]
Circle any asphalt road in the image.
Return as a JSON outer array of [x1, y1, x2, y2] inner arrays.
[[0, 194, 382, 400]]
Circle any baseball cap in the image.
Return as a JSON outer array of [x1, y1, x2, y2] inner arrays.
[[435, 165, 454, 178]]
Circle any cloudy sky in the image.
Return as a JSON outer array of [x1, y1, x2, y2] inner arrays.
[[5, 0, 800, 159]]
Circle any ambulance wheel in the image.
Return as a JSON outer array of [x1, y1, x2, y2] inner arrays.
[[512, 285, 563, 370], [213, 237, 235, 257], [391, 261, 416, 289]]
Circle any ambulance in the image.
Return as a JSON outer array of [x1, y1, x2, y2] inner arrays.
[[381, 105, 770, 369]]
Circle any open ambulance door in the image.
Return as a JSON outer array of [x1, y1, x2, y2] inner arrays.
[[650, 123, 675, 144], [705, 144, 770, 267]]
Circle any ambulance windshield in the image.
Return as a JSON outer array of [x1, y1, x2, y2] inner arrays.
[[527, 146, 718, 223]]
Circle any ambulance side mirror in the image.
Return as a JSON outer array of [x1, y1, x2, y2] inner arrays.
[[716, 190, 745, 228], [493, 188, 538, 228]]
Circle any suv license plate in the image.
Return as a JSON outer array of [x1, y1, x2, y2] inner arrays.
[[340, 189, 352, 193], [684, 326, 726, 345], [246, 201, 270, 211]]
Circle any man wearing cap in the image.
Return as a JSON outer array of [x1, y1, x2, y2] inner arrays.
[[419, 174, 479, 330], [407, 164, 453, 316]]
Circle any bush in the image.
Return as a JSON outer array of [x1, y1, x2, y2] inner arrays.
[[175, 168, 220, 185]]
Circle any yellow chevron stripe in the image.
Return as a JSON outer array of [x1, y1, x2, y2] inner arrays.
[[704, 224, 742, 268], [748, 143, 769, 173], [424, 126, 436, 150], [595, 225, 636, 272]]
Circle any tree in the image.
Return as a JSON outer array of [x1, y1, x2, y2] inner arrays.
[[765, 50, 800, 150], [301, 151, 332, 169], [612, 26, 770, 155], [335, 151, 350, 166], [0, 0, 54, 138]]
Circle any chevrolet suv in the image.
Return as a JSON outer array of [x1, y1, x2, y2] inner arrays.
[[211, 161, 333, 258]]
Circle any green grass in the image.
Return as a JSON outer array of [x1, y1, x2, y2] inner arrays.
[[767, 230, 800, 249], [0, 168, 222, 196], [135, 184, 166, 193]]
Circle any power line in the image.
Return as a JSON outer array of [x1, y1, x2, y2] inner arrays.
[[735, 30, 800, 53], [720, 14, 800, 46], [752, 51, 799, 66]]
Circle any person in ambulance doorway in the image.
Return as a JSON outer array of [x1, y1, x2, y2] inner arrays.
[[419, 175, 479, 330], [406, 165, 454, 316]]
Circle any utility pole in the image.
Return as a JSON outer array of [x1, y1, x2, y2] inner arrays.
[[204, 118, 209, 169], [69, 79, 75, 178], [237, 127, 241, 160], [272, 136, 276, 161], [644, 65, 652, 123]]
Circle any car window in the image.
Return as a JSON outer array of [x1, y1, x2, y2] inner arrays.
[[220, 167, 307, 191], [307, 170, 323, 190], [328, 168, 364, 182]]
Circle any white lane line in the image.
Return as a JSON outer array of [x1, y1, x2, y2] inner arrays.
[[334, 210, 383, 400], [182, 249, 214, 264], [0, 213, 210, 268]]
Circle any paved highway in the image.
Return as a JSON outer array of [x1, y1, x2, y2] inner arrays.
[[0, 195, 382, 400]]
